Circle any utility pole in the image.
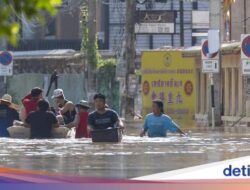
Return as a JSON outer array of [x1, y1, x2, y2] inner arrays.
[[209, 0, 222, 126], [87, 0, 97, 105], [0, 37, 7, 96], [244, 0, 247, 34], [180, 0, 184, 46], [124, 0, 136, 120]]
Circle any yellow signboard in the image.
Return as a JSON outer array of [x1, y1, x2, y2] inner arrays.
[[141, 50, 196, 128]]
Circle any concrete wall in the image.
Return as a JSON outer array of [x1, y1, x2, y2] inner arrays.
[[6, 73, 87, 107]]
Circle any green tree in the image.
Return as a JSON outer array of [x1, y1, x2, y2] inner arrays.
[[0, 0, 61, 44], [97, 59, 119, 111]]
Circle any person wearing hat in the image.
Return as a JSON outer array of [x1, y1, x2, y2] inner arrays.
[[88, 93, 123, 131], [66, 100, 90, 138], [140, 99, 185, 138], [0, 94, 19, 137], [51, 89, 76, 125], [20, 87, 43, 121]]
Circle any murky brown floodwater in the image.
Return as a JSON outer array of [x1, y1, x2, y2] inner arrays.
[[1, 124, 250, 179]]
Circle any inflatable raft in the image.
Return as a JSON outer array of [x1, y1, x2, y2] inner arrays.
[[7, 122, 72, 139]]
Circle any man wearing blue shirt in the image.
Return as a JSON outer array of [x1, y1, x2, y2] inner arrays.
[[140, 99, 184, 137]]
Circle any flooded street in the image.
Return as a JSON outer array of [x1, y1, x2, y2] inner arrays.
[[1, 125, 250, 179]]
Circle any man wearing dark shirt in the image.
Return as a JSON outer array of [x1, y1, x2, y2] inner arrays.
[[0, 94, 19, 137], [25, 99, 59, 139], [88, 93, 123, 130]]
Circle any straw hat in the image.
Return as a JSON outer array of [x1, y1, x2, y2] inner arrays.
[[0, 94, 19, 110], [1, 94, 12, 104], [76, 100, 90, 109]]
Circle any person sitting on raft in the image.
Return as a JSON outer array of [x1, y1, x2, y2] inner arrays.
[[25, 99, 59, 139], [88, 93, 123, 131], [51, 89, 76, 125], [0, 94, 19, 137], [20, 87, 43, 121], [140, 99, 185, 138]]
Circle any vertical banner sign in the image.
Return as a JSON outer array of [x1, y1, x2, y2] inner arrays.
[[141, 51, 196, 128], [241, 34, 250, 75], [201, 39, 219, 73], [128, 74, 138, 97], [0, 51, 13, 76]]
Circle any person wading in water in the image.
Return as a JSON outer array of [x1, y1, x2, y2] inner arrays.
[[88, 93, 123, 132], [66, 100, 90, 138], [140, 99, 185, 138]]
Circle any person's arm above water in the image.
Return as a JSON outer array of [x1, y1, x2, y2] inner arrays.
[[140, 116, 149, 137], [51, 113, 59, 128], [87, 125, 93, 133], [118, 118, 124, 128], [113, 118, 124, 130], [65, 114, 79, 129], [19, 106, 27, 122], [171, 120, 185, 136], [110, 110, 121, 128], [176, 127, 185, 136], [87, 113, 95, 131], [164, 116, 185, 136], [58, 101, 74, 115]]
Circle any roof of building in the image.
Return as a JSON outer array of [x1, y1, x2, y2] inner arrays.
[[12, 49, 82, 60]]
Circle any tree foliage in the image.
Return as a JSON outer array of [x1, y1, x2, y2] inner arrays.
[[80, 2, 101, 68], [97, 59, 119, 111], [0, 0, 61, 44]]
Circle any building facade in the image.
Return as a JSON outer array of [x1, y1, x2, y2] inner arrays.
[[103, 0, 209, 52], [8, 0, 82, 51], [9, 0, 210, 51]]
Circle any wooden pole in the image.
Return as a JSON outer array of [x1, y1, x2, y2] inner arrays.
[[0, 37, 7, 96], [87, 0, 97, 102], [124, 0, 136, 120]]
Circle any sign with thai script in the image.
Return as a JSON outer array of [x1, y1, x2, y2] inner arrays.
[[141, 50, 196, 128], [135, 11, 175, 34], [135, 23, 174, 34]]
